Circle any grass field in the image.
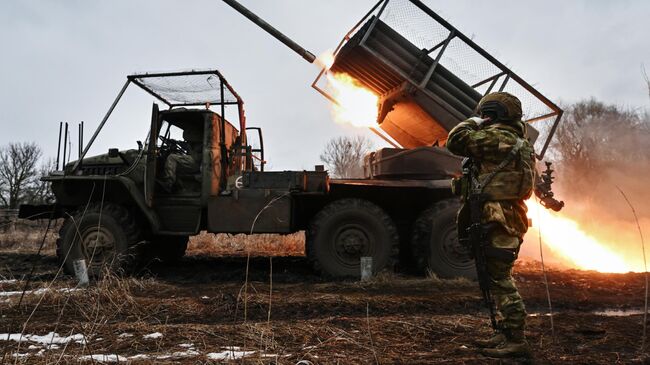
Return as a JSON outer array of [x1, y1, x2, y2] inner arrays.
[[1, 224, 648, 364]]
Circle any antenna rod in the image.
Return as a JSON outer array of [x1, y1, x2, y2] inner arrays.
[[222, 0, 316, 63]]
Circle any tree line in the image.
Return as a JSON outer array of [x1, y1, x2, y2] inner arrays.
[[0, 143, 53, 209]]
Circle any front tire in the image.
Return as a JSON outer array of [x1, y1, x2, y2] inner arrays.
[[57, 203, 144, 276], [307, 199, 399, 279], [412, 199, 476, 279]]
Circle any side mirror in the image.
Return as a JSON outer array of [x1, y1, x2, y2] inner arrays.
[[137, 141, 143, 150], [108, 148, 119, 158]]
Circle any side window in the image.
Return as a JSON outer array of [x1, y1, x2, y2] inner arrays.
[[157, 121, 184, 148], [245, 128, 264, 171]]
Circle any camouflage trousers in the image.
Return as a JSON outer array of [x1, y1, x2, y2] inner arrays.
[[160, 154, 199, 190], [487, 230, 526, 331]]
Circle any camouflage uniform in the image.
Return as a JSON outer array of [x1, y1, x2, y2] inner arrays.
[[446, 92, 535, 356], [160, 128, 203, 192]]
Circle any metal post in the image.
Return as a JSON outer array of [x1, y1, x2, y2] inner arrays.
[[72, 80, 131, 172], [56, 122, 63, 170], [222, 0, 316, 63], [62, 122, 68, 168], [80, 121, 84, 155], [361, 256, 373, 281], [78, 122, 82, 158], [220, 80, 227, 189], [73, 259, 89, 287]]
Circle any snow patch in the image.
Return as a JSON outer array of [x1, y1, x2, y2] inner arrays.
[[0, 287, 81, 297], [179, 343, 194, 348], [127, 354, 150, 360], [143, 332, 163, 339], [79, 354, 128, 362], [80, 351, 200, 362], [207, 349, 256, 360], [0, 332, 86, 346]]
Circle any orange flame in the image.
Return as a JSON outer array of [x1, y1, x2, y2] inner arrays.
[[525, 200, 646, 273], [326, 73, 379, 128], [317, 51, 379, 128]]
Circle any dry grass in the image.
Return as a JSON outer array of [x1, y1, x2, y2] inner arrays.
[[0, 221, 306, 257], [188, 231, 305, 257], [0, 224, 58, 254]]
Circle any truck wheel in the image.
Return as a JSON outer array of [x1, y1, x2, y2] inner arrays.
[[307, 199, 398, 278], [412, 199, 476, 279], [57, 203, 144, 276], [151, 235, 188, 263]]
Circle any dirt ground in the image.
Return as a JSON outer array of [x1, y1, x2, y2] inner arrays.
[[1, 229, 649, 364]]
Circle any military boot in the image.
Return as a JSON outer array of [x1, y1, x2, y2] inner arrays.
[[481, 329, 531, 358], [474, 331, 506, 348]]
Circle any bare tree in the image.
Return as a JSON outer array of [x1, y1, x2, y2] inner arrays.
[[0, 142, 42, 208], [549, 99, 650, 217], [552, 99, 649, 170], [320, 136, 373, 178], [23, 157, 56, 205]]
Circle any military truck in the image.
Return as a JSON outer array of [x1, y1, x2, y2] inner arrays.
[[19, 0, 563, 279]]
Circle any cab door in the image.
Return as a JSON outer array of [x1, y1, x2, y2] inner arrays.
[[145, 103, 159, 207]]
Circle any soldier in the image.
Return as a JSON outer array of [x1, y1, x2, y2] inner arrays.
[[446, 92, 536, 358], [159, 127, 203, 193]]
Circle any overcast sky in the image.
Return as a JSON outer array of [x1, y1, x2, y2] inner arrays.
[[1, 0, 649, 170]]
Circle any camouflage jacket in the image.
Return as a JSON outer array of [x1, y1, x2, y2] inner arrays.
[[446, 119, 535, 238]]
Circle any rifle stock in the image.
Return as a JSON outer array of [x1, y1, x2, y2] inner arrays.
[[467, 193, 499, 330]]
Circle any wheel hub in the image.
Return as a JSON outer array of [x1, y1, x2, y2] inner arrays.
[[441, 228, 473, 266], [334, 225, 369, 261], [79, 226, 116, 265]]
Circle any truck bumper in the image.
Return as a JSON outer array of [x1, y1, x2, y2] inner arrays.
[[18, 204, 63, 220]]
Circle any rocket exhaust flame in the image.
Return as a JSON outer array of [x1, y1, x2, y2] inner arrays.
[[525, 199, 646, 273], [325, 72, 379, 128], [317, 51, 379, 128]]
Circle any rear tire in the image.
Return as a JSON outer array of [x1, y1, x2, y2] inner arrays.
[[412, 198, 476, 279], [57, 203, 145, 276], [307, 199, 399, 279]]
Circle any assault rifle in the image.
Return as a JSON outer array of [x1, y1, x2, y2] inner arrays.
[[466, 191, 499, 330]]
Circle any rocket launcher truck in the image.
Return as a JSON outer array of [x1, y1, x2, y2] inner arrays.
[[19, 0, 563, 279]]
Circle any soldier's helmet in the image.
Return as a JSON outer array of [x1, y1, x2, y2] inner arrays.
[[477, 92, 522, 123], [182, 127, 203, 143]]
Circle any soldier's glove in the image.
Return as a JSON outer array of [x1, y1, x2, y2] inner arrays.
[[469, 116, 491, 127]]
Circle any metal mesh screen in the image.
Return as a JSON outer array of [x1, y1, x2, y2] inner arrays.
[[378, 0, 557, 121], [317, 0, 561, 153], [132, 72, 238, 106]]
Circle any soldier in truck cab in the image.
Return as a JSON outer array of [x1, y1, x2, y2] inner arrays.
[[159, 126, 203, 193]]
